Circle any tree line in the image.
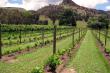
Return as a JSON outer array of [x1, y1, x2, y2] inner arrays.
[[0, 8, 39, 24]]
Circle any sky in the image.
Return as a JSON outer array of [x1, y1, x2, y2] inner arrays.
[[0, 0, 110, 11]]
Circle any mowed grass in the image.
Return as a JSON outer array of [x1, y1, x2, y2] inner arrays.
[[0, 33, 80, 73], [67, 30, 110, 73], [76, 21, 87, 28]]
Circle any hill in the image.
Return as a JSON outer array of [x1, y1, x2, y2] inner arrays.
[[0, 7, 39, 24], [37, 0, 109, 19], [0, 0, 109, 24]]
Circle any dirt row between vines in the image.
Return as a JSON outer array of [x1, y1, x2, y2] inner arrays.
[[58, 37, 85, 73]]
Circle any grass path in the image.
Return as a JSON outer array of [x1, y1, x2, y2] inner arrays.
[[67, 30, 110, 73]]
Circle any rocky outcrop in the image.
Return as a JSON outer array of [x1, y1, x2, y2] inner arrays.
[[62, 0, 78, 6], [60, 0, 109, 17]]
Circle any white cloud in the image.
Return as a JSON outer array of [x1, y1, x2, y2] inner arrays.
[[106, 6, 110, 10], [0, 0, 23, 8], [22, 0, 62, 10], [0, 0, 49, 10], [0, 0, 109, 10], [22, 0, 49, 10], [0, 0, 62, 10], [0, 0, 7, 7], [73, 0, 108, 8]]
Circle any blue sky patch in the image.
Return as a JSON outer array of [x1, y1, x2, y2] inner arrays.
[[8, 0, 23, 4], [96, 2, 110, 10]]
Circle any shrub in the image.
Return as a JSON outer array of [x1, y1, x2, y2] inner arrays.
[[17, 47, 22, 53], [58, 49, 66, 56], [66, 48, 71, 53], [46, 55, 61, 73], [66, 48, 72, 57], [33, 37, 36, 41], [29, 38, 32, 42], [46, 40, 50, 43], [5, 51, 10, 55], [7, 36, 11, 40], [18, 47, 21, 51], [31, 66, 43, 73], [9, 50, 13, 54], [26, 46, 30, 51], [105, 49, 110, 54], [34, 43, 38, 47], [23, 39, 26, 43]]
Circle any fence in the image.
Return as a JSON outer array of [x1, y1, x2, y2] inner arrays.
[[0, 24, 87, 58], [92, 28, 110, 53]]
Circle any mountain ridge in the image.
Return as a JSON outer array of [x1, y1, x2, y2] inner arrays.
[[36, 0, 110, 19], [61, 0, 109, 16], [0, 0, 109, 24]]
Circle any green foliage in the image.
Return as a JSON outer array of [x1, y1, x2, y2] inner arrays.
[[58, 48, 71, 57], [2, 24, 73, 55], [87, 16, 109, 29], [58, 49, 66, 55], [98, 15, 109, 28], [59, 9, 76, 26], [26, 45, 30, 49], [0, 27, 79, 73], [31, 66, 44, 73], [76, 21, 87, 28], [58, 48, 71, 56], [93, 30, 110, 53], [22, 11, 31, 17], [46, 55, 61, 72], [34, 43, 38, 47], [88, 22, 106, 29], [87, 17, 98, 25], [46, 55, 61, 66]]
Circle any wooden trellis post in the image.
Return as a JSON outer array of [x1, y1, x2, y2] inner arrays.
[[60, 28, 62, 39], [98, 28, 100, 41], [41, 27, 45, 46], [72, 27, 75, 47], [19, 26, 22, 43], [53, 25, 57, 54], [79, 28, 80, 40], [105, 24, 109, 46]]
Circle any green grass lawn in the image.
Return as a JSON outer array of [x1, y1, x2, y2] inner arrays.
[[76, 21, 87, 28], [67, 30, 110, 73], [0, 32, 80, 73]]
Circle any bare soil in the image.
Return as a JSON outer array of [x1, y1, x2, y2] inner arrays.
[[60, 68, 76, 73]]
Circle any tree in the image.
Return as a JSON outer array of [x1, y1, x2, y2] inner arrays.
[[59, 9, 76, 26], [0, 8, 39, 24], [58, 9, 77, 47]]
